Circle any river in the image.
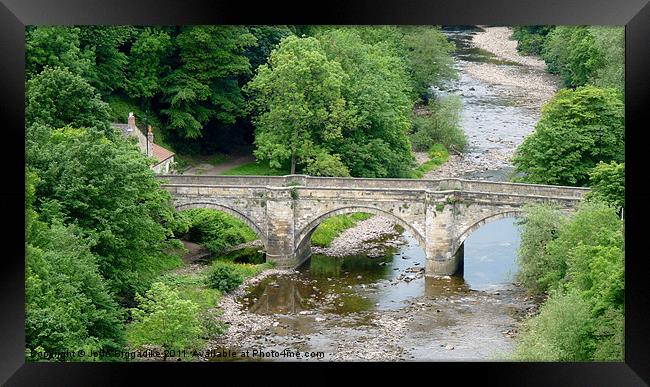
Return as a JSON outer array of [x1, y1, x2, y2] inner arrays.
[[207, 26, 556, 362]]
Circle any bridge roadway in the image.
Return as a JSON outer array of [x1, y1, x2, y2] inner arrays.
[[157, 174, 589, 276]]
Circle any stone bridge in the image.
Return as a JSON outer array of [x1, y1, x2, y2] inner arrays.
[[157, 174, 589, 276]]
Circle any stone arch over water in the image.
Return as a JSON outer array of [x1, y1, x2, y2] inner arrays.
[[175, 201, 268, 248], [296, 205, 427, 253], [453, 210, 523, 256]]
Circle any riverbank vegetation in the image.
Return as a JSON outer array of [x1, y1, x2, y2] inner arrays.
[[510, 25, 625, 362], [171, 208, 257, 255], [514, 200, 624, 361], [311, 213, 374, 248], [511, 26, 625, 189]]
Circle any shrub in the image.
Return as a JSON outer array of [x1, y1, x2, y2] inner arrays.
[[206, 263, 244, 293], [514, 290, 593, 361], [411, 95, 466, 153], [127, 282, 203, 354], [182, 208, 258, 254], [586, 161, 624, 210], [516, 203, 568, 296], [511, 26, 555, 56]]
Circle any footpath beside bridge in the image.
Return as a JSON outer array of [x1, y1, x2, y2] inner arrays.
[[157, 174, 589, 276]]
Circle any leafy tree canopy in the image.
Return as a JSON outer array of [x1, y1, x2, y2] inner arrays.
[[513, 86, 624, 186]]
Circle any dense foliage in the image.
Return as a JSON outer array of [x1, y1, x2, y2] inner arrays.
[[410, 95, 466, 153], [173, 208, 258, 254], [127, 282, 203, 354], [514, 201, 624, 361], [511, 26, 624, 92], [26, 170, 125, 361], [510, 26, 555, 56], [206, 263, 244, 293], [26, 66, 112, 134], [512, 86, 624, 186], [25, 25, 459, 177], [585, 161, 625, 211], [27, 125, 182, 302]]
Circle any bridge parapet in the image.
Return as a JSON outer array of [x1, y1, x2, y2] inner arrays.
[[158, 174, 589, 198]]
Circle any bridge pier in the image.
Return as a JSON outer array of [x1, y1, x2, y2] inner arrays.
[[264, 190, 300, 269], [424, 202, 463, 276]]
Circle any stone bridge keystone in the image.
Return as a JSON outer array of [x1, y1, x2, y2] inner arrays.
[[159, 174, 588, 276]]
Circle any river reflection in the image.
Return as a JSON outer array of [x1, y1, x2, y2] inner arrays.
[[242, 218, 521, 316]]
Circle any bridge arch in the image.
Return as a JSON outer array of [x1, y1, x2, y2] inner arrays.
[[296, 205, 426, 251], [174, 201, 268, 248], [453, 210, 523, 254]]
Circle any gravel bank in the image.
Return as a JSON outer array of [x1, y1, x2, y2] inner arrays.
[[311, 215, 404, 258]]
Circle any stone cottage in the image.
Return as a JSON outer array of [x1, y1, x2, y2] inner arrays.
[[111, 112, 175, 174]]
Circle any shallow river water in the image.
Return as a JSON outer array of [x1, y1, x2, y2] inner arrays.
[[208, 27, 550, 361]]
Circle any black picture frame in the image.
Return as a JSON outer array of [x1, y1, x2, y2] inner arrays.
[[1, 0, 649, 385]]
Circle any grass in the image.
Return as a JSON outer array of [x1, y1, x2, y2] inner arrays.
[[209, 259, 275, 279], [311, 213, 373, 247], [412, 143, 450, 179], [219, 161, 290, 176], [158, 271, 221, 313]]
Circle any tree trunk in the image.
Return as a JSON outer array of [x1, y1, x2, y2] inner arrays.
[[291, 153, 296, 175]]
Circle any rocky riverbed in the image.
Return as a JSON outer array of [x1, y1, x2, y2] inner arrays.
[[423, 26, 560, 180], [204, 214, 534, 361], [311, 216, 405, 258]]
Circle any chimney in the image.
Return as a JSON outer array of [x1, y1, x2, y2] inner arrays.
[[147, 125, 154, 157], [127, 112, 135, 133]]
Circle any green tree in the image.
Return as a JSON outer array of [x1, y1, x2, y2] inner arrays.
[[586, 161, 625, 210], [516, 203, 569, 296], [588, 26, 625, 93], [128, 282, 203, 353], [26, 169, 125, 361], [78, 26, 135, 96], [514, 201, 624, 361], [160, 26, 257, 139], [401, 26, 458, 99], [318, 29, 416, 178], [540, 26, 622, 89], [514, 290, 594, 361], [26, 66, 112, 134], [245, 26, 294, 71], [512, 86, 624, 186], [26, 26, 93, 80], [26, 126, 181, 301], [410, 95, 466, 152], [124, 28, 173, 99], [245, 35, 356, 175], [511, 26, 555, 56]]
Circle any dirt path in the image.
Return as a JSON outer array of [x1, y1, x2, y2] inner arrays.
[[183, 154, 255, 176]]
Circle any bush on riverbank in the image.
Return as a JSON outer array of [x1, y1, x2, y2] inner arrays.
[[511, 26, 555, 56], [510, 26, 624, 92], [207, 263, 244, 293], [127, 282, 203, 358], [174, 208, 258, 255], [513, 201, 624, 361], [410, 95, 466, 153], [311, 213, 374, 247]]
